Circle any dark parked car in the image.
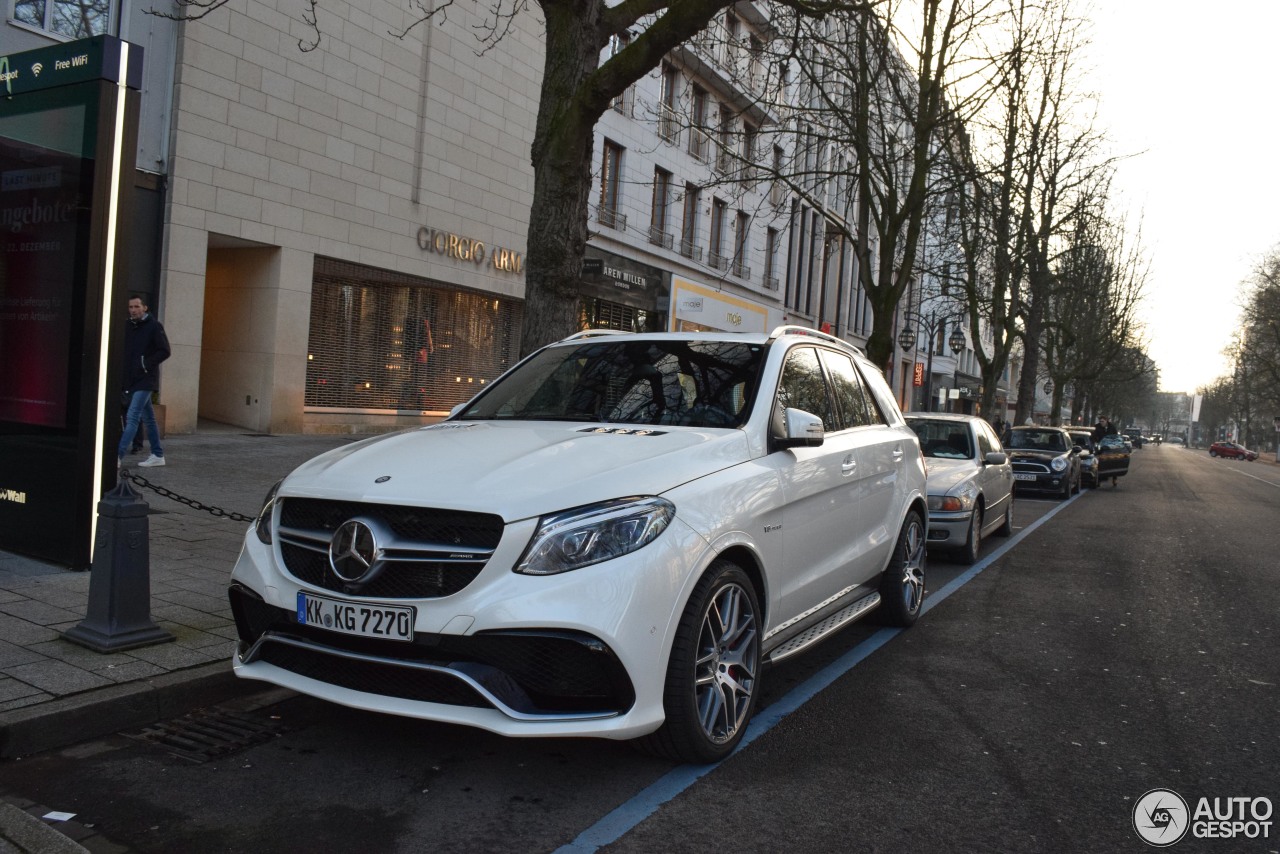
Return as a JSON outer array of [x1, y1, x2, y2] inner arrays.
[[1004, 426, 1081, 499], [1068, 430, 1101, 488], [1209, 441, 1258, 461], [907, 414, 1015, 564], [1096, 433, 1131, 486]]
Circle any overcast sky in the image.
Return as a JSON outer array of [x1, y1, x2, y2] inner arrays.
[[1084, 1, 1279, 393]]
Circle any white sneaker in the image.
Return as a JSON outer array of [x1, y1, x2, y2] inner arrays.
[[139, 455, 166, 467]]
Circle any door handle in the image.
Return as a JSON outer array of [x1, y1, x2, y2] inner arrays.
[[841, 456, 857, 475], [891, 448, 904, 461]]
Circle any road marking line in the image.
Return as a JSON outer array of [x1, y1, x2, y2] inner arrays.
[[555, 493, 1081, 853]]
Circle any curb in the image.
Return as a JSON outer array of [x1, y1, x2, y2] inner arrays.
[[0, 801, 89, 854], [0, 661, 267, 760]]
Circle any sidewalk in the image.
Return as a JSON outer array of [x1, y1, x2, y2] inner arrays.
[[1, 425, 383, 849]]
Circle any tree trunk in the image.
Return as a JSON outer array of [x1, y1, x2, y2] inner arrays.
[[520, 1, 606, 356]]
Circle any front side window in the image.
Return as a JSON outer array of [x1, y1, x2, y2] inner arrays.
[[818, 349, 874, 430], [777, 347, 833, 430], [458, 340, 765, 428]]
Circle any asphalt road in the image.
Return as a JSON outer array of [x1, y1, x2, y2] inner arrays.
[[2, 444, 1277, 854]]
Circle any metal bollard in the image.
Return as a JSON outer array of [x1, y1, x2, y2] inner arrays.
[[62, 473, 175, 652]]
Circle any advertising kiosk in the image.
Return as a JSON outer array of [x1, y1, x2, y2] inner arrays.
[[0, 36, 142, 569]]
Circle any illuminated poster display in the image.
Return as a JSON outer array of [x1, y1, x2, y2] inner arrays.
[[0, 36, 142, 569], [0, 101, 91, 427]]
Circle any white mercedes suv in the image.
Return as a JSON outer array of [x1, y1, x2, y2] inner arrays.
[[229, 326, 928, 763]]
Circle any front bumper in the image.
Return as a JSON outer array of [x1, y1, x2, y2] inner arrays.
[[228, 510, 712, 740], [925, 508, 971, 545]]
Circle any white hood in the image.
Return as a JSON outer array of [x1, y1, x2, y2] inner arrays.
[[279, 421, 753, 521], [923, 458, 978, 494]]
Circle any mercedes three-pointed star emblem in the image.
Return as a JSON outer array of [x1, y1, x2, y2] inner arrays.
[[329, 519, 380, 582]]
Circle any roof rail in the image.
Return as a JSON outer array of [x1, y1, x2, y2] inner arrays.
[[767, 324, 863, 353], [559, 328, 634, 342]]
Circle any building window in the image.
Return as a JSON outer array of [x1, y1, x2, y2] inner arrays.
[[733, 211, 751, 278], [771, 145, 786, 206], [764, 227, 780, 290], [598, 140, 626, 230], [659, 64, 680, 142], [716, 106, 735, 173], [608, 32, 633, 115], [681, 183, 702, 260], [689, 86, 710, 161], [748, 36, 765, 92], [709, 198, 728, 270], [13, 0, 111, 37], [743, 122, 759, 186], [305, 258, 522, 413], [650, 168, 673, 249], [722, 11, 740, 72]]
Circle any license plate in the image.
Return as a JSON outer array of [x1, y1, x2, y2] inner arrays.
[[297, 592, 415, 641], [1014, 473, 1037, 481]]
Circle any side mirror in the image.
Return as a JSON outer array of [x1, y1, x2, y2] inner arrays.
[[449, 403, 466, 417], [774, 408, 825, 449], [984, 451, 1007, 465]]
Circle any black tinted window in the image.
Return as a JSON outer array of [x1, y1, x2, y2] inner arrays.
[[818, 349, 875, 429]]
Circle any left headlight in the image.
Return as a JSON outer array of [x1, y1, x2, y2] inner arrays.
[[516, 497, 675, 576], [1050, 456, 1068, 472], [928, 482, 977, 512], [254, 480, 281, 545]]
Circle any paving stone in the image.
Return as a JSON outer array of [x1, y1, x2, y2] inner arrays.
[[2, 660, 113, 696]]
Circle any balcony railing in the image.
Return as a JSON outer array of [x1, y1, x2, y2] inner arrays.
[[597, 207, 627, 231], [709, 251, 729, 271], [680, 239, 703, 261], [764, 275, 780, 291], [732, 260, 751, 279], [689, 129, 711, 162], [658, 105, 679, 142], [648, 226, 674, 249], [770, 181, 786, 206]]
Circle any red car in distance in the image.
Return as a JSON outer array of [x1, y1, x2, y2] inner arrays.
[[1208, 441, 1259, 461]]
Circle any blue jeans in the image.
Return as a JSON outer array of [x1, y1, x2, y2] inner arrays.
[[119, 390, 163, 459]]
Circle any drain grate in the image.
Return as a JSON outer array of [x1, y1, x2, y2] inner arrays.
[[124, 707, 288, 763]]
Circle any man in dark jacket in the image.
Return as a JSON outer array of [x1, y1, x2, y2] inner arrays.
[[119, 294, 170, 466]]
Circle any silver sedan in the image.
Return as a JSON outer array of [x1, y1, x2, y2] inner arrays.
[[906, 414, 1015, 564]]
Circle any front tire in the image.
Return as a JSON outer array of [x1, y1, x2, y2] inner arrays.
[[994, 498, 1014, 537], [637, 560, 761, 764], [955, 505, 982, 565], [878, 510, 926, 627]]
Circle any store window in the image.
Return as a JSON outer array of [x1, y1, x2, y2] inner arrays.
[[305, 258, 523, 413], [13, 0, 112, 38]]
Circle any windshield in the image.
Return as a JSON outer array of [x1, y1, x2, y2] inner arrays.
[[1007, 429, 1068, 452], [456, 339, 765, 428], [907, 419, 973, 459]]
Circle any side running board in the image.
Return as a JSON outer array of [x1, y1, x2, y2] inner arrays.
[[766, 592, 881, 664]]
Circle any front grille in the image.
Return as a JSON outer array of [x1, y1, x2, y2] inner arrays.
[[1011, 460, 1050, 474], [276, 498, 503, 599], [281, 499, 503, 546], [229, 586, 635, 714]]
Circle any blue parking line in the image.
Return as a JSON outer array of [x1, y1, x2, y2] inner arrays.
[[556, 492, 1080, 854]]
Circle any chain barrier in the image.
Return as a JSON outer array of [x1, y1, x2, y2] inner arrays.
[[122, 470, 256, 523]]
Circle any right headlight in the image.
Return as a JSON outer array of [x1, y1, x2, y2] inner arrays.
[[516, 497, 675, 576], [1050, 456, 1068, 472]]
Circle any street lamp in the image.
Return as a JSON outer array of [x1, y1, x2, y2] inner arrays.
[[898, 309, 966, 412]]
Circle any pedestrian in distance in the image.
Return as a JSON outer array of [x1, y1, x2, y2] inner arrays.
[[1092, 416, 1111, 444], [119, 293, 170, 467]]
